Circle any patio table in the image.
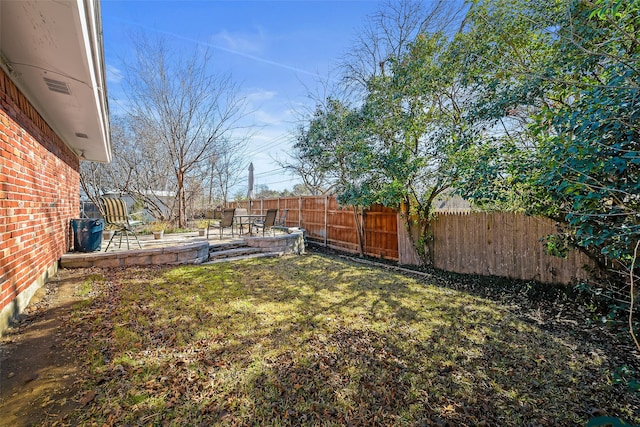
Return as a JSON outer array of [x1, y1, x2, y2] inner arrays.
[[234, 214, 266, 235]]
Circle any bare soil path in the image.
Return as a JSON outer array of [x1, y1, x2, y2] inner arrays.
[[0, 270, 89, 427]]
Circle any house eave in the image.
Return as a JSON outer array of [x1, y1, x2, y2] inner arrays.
[[0, 0, 111, 163]]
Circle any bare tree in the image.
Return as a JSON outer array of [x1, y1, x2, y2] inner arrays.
[[81, 113, 178, 221], [121, 114, 176, 219], [274, 149, 332, 195], [121, 34, 248, 227], [340, 0, 467, 94], [80, 160, 113, 210], [80, 116, 142, 211], [209, 138, 247, 207]]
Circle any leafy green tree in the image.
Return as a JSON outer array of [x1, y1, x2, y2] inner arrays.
[[293, 99, 370, 253], [532, 0, 640, 265], [341, 30, 490, 263], [454, 0, 640, 269], [295, 31, 481, 263], [446, 0, 640, 354], [448, 0, 566, 212]]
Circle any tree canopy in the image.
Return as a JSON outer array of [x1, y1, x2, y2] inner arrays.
[[452, 0, 640, 269], [291, 0, 640, 274]]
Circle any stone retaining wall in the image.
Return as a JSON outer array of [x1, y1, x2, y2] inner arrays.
[[60, 242, 210, 269], [245, 229, 305, 255]]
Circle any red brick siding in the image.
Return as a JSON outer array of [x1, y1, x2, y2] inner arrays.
[[0, 67, 80, 315]]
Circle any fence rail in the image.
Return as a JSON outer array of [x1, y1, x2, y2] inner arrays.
[[231, 196, 591, 285]]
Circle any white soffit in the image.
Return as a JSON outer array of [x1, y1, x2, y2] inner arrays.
[[0, 0, 111, 162]]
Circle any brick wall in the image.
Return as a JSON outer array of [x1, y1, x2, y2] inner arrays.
[[0, 67, 80, 334]]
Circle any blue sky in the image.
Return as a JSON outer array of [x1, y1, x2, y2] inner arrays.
[[102, 0, 382, 192]]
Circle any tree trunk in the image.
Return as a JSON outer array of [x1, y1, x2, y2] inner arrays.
[[177, 169, 185, 228], [401, 199, 432, 266]]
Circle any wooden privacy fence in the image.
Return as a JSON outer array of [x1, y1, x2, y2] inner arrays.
[[231, 197, 591, 285], [400, 211, 593, 285], [231, 196, 399, 260]]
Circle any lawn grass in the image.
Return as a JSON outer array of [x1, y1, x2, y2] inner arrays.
[[66, 254, 639, 426]]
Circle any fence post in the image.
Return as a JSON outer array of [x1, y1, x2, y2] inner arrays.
[[298, 197, 302, 227], [362, 208, 366, 254], [324, 195, 328, 247]]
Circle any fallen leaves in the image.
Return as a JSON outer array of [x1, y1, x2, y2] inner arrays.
[[79, 390, 96, 406], [53, 257, 640, 426]]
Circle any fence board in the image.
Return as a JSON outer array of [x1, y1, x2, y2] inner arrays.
[[301, 196, 327, 243], [326, 199, 359, 253], [429, 212, 592, 284], [397, 214, 423, 265], [363, 205, 398, 259]]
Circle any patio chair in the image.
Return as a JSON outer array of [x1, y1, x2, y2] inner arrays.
[[203, 208, 222, 226], [273, 208, 289, 232], [277, 209, 288, 226], [235, 207, 249, 234], [253, 209, 278, 236], [100, 197, 142, 251], [207, 208, 235, 239]]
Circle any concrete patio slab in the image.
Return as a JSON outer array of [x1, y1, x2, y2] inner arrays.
[[60, 229, 305, 268]]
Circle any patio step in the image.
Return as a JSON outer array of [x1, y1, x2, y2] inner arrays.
[[203, 251, 283, 264], [208, 246, 264, 261], [208, 241, 247, 253]]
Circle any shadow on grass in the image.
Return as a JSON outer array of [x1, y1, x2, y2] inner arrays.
[[65, 255, 639, 426]]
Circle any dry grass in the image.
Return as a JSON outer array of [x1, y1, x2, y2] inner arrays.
[[63, 254, 639, 426]]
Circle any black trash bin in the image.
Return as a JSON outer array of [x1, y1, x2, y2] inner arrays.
[[71, 218, 104, 252]]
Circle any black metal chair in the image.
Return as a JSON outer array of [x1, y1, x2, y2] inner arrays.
[[234, 207, 250, 234], [278, 209, 288, 225], [204, 208, 222, 227]]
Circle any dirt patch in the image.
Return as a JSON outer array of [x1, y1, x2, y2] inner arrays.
[[0, 269, 91, 427]]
